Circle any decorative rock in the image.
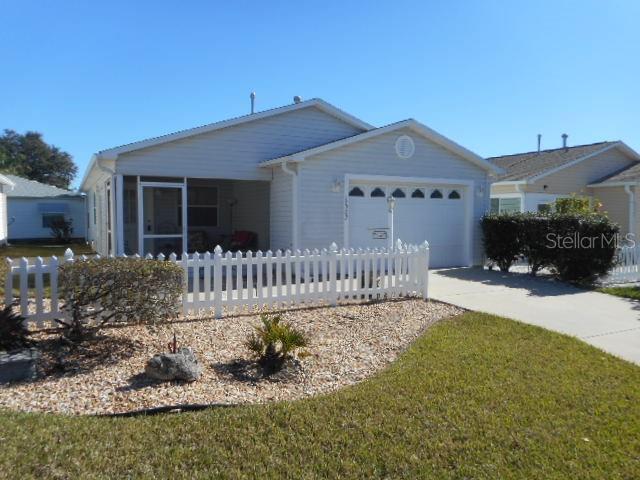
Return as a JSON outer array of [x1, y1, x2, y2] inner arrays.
[[0, 348, 40, 384], [145, 347, 202, 382]]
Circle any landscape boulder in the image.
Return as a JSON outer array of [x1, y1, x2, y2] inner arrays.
[[145, 347, 202, 382]]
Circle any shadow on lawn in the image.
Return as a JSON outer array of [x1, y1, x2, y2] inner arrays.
[[434, 266, 586, 298]]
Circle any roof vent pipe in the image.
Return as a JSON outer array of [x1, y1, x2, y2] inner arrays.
[[537, 134, 542, 153], [293, 95, 302, 104], [250, 92, 256, 114], [562, 133, 568, 149]]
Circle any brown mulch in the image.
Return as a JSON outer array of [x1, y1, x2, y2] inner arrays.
[[0, 299, 463, 415]]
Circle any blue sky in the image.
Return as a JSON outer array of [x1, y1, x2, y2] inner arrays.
[[1, 0, 638, 188]]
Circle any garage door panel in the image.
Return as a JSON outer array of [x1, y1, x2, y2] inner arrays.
[[348, 184, 468, 267]]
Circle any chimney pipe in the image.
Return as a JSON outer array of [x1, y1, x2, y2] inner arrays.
[[250, 92, 256, 114], [562, 133, 568, 149], [537, 134, 542, 153]]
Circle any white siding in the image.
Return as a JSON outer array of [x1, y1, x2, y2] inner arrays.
[[7, 197, 86, 241], [269, 167, 293, 251], [115, 107, 364, 180], [231, 181, 270, 250], [297, 127, 490, 264]]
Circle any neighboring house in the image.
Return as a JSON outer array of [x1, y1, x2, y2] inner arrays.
[[3, 174, 86, 242], [488, 141, 640, 236], [80, 98, 500, 268], [0, 174, 16, 245]]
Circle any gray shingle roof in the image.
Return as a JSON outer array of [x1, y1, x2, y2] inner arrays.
[[591, 162, 640, 185], [3, 174, 83, 198], [488, 141, 617, 181]]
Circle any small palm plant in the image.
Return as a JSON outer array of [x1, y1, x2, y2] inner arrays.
[[245, 314, 308, 371]]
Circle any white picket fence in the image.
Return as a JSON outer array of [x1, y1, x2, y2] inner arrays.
[[5, 241, 430, 326], [605, 244, 640, 283]]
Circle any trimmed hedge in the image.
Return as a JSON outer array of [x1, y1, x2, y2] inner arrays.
[[481, 212, 619, 283], [58, 257, 183, 339]]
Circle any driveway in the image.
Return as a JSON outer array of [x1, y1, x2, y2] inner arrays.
[[430, 268, 640, 365]]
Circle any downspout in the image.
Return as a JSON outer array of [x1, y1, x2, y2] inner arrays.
[[624, 184, 635, 240], [281, 159, 299, 250], [514, 183, 525, 212]]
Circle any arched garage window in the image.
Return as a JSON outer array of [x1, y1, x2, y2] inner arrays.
[[430, 189, 443, 199], [370, 187, 386, 198], [448, 190, 461, 199], [391, 188, 406, 198], [348, 186, 364, 197], [411, 188, 425, 198]]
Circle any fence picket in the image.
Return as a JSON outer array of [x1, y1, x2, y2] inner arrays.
[[5, 242, 430, 325]]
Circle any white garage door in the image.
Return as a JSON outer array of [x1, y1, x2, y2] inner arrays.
[[347, 184, 468, 268]]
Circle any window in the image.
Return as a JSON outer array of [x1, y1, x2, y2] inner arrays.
[[411, 188, 425, 198], [349, 186, 365, 197], [92, 192, 97, 225], [448, 190, 461, 199], [537, 203, 552, 214], [187, 186, 218, 227], [490, 197, 522, 214], [370, 187, 385, 198], [391, 188, 406, 198], [42, 213, 65, 228], [430, 189, 443, 199]]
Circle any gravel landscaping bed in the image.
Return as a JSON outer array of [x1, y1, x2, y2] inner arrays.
[[0, 299, 462, 415]]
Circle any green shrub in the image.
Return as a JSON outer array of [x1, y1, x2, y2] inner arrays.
[[546, 214, 619, 283], [58, 257, 183, 340], [481, 211, 619, 283], [553, 195, 601, 215], [245, 314, 308, 371], [520, 213, 554, 275], [50, 218, 73, 243], [480, 213, 523, 271], [0, 305, 31, 351]]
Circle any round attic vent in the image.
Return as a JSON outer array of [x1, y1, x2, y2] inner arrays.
[[395, 135, 415, 159]]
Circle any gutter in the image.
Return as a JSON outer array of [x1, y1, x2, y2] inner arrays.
[[281, 160, 299, 250]]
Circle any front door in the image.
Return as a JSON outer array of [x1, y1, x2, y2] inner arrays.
[[139, 182, 186, 256]]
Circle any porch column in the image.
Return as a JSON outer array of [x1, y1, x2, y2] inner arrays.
[[115, 174, 125, 255]]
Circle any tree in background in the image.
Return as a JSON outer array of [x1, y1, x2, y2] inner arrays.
[[0, 129, 77, 189]]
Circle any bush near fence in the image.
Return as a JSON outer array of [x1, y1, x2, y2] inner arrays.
[[58, 257, 183, 339], [481, 212, 619, 283]]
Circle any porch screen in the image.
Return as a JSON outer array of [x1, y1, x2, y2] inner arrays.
[[188, 186, 218, 227]]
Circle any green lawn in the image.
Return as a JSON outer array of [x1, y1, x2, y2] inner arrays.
[[598, 285, 640, 301], [1, 312, 638, 479], [0, 243, 95, 298], [0, 242, 94, 260]]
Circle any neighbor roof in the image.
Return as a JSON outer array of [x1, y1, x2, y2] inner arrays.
[[260, 119, 502, 174], [3, 174, 82, 198], [488, 142, 625, 182], [589, 162, 640, 186]]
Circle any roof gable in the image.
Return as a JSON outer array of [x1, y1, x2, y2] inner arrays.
[[260, 119, 501, 174], [95, 99, 372, 160], [489, 141, 640, 182]]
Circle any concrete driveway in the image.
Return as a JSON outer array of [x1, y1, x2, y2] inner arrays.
[[430, 268, 640, 365]]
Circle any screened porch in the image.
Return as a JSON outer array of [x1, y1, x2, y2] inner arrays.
[[119, 176, 270, 256]]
